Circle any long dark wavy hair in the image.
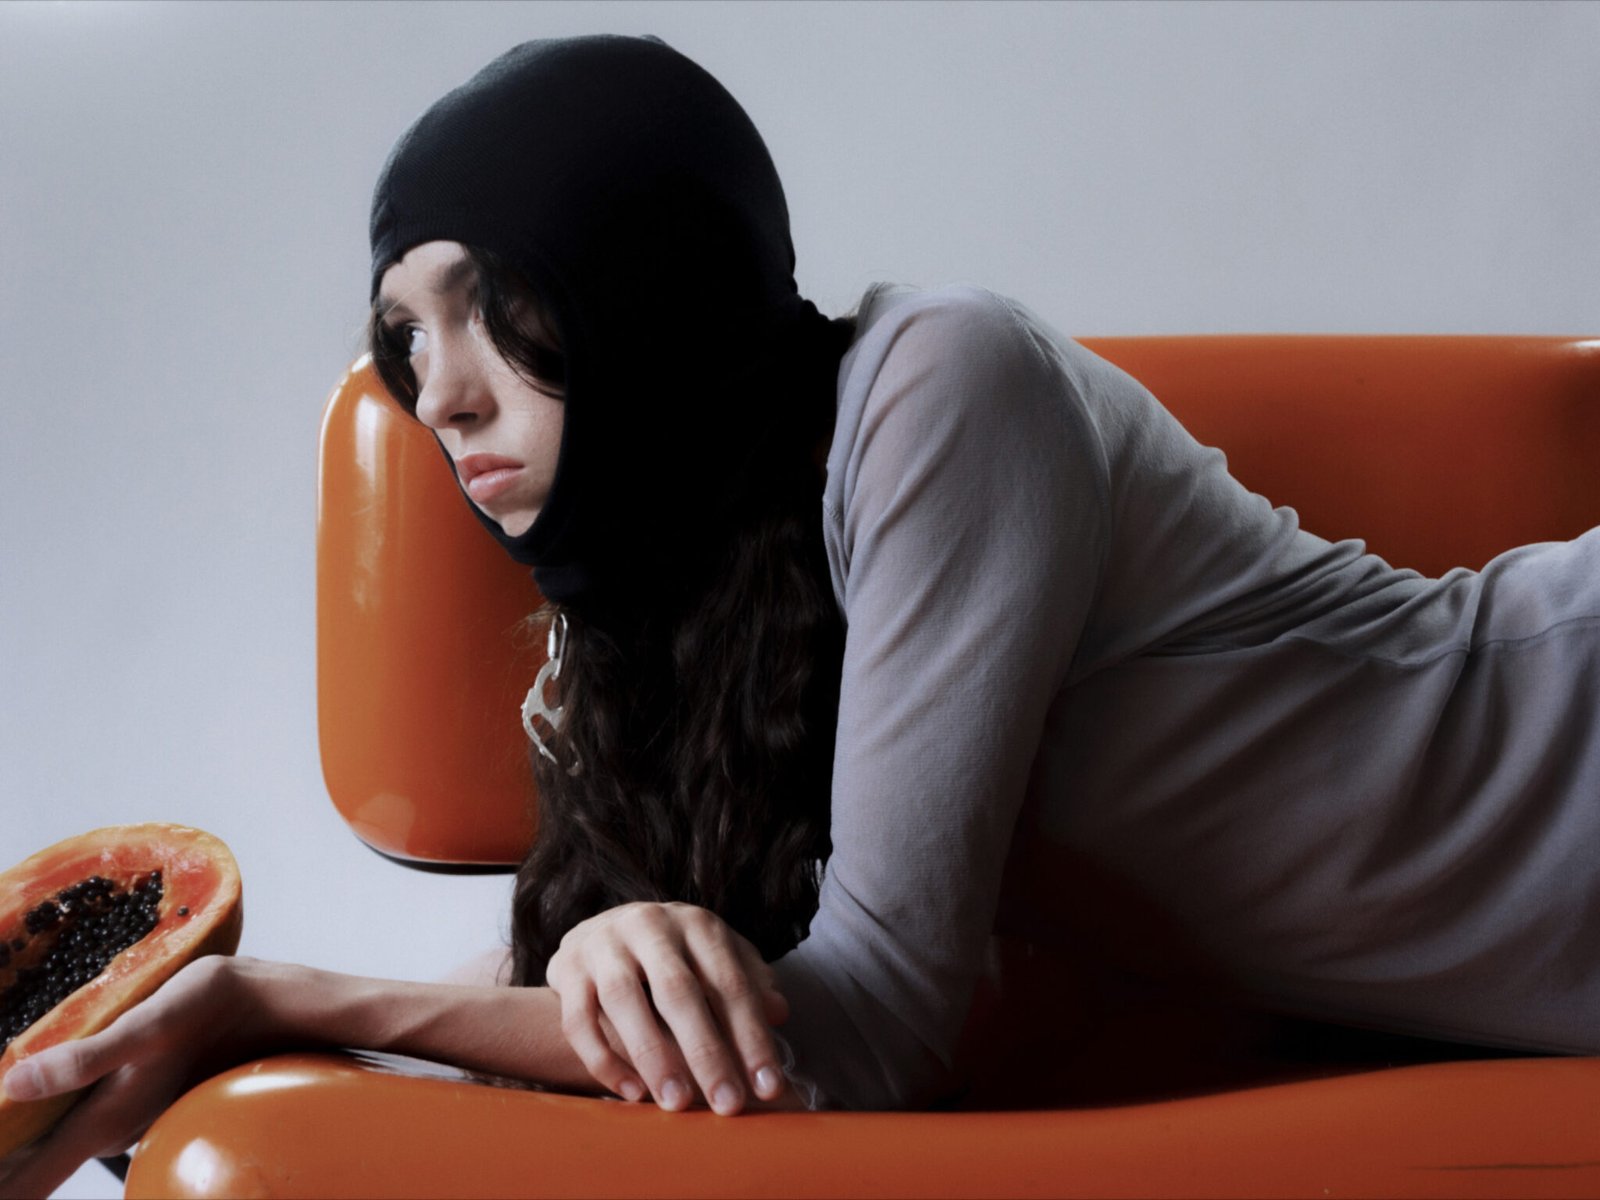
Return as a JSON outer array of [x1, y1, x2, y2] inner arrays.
[[369, 246, 848, 982]]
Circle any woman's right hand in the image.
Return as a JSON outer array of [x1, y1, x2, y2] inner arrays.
[[0, 955, 271, 1200], [545, 901, 794, 1115]]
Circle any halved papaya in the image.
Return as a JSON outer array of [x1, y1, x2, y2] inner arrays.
[[0, 824, 242, 1157]]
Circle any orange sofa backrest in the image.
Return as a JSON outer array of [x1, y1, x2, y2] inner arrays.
[[317, 336, 1600, 867]]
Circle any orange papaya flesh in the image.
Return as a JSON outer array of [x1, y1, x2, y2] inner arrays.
[[0, 824, 242, 1158]]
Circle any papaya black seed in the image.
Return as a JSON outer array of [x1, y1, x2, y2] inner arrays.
[[1, 871, 166, 1052], [23, 901, 60, 934], [177, 907, 189, 917]]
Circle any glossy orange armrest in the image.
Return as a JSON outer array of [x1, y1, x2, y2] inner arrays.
[[127, 1051, 1600, 1199]]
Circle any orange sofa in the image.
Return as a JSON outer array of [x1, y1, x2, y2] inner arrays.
[[125, 335, 1600, 1198]]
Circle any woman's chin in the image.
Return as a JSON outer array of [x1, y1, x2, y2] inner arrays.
[[497, 510, 538, 538]]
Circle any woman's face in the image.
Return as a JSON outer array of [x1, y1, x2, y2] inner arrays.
[[376, 240, 564, 538]]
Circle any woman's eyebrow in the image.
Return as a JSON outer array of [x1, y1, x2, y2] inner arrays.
[[376, 257, 478, 321]]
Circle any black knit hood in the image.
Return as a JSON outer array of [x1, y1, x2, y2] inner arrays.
[[369, 35, 849, 624]]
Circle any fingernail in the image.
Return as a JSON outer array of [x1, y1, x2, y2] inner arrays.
[[4, 1063, 41, 1101], [660, 1078, 689, 1110], [711, 1082, 742, 1114], [619, 1079, 645, 1103], [755, 1066, 781, 1097]]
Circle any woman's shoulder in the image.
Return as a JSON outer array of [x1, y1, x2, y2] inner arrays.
[[823, 282, 1112, 544], [829, 283, 1093, 471], [837, 281, 1119, 423], [846, 281, 1047, 367]]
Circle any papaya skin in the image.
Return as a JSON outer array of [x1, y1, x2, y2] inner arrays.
[[0, 824, 243, 1158]]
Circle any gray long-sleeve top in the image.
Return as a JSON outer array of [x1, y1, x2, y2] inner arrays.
[[769, 283, 1600, 1110]]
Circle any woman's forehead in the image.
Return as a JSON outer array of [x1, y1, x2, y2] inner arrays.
[[376, 241, 472, 315]]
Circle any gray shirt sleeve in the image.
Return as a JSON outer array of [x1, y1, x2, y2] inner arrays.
[[768, 285, 1600, 1104], [767, 287, 1111, 1109]]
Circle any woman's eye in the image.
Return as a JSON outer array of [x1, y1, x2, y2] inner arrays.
[[405, 326, 428, 357]]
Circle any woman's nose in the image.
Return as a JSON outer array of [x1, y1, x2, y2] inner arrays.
[[413, 341, 492, 430]]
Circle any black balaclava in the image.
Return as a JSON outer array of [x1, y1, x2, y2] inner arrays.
[[369, 35, 851, 627]]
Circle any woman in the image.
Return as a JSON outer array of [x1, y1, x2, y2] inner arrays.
[[4, 32, 1597, 1195]]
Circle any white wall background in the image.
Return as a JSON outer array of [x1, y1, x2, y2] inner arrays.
[[2, 1, 1597, 1195]]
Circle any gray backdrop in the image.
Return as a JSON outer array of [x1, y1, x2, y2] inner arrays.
[[3, 2, 1597, 1196]]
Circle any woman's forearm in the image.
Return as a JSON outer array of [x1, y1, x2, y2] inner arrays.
[[0, 957, 615, 1200], [240, 957, 604, 1095]]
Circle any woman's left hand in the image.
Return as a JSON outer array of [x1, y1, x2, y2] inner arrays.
[[0, 956, 272, 1200], [545, 902, 793, 1115]]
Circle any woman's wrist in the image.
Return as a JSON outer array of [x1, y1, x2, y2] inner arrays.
[[228, 957, 381, 1049], [234, 956, 601, 1094]]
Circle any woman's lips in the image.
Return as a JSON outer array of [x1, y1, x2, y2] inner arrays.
[[457, 453, 526, 506]]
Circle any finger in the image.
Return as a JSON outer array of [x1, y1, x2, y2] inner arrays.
[[687, 931, 788, 1103], [590, 952, 698, 1111], [640, 949, 748, 1115], [4, 1026, 124, 1103], [555, 975, 647, 1104], [734, 941, 792, 1028], [6, 986, 170, 1105], [730, 942, 792, 1098], [0, 1131, 80, 1200], [547, 946, 631, 1095], [0, 1062, 165, 1200]]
